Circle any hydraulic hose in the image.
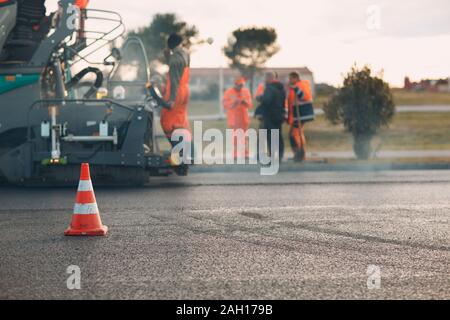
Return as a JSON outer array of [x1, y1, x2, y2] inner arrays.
[[66, 67, 104, 99]]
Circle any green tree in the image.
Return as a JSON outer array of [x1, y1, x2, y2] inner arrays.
[[324, 66, 395, 160], [223, 27, 280, 95], [129, 13, 199, 65]]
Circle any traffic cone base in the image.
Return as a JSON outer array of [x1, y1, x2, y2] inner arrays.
[[65, 163, 108, 237], [65, 224, 108, 237]]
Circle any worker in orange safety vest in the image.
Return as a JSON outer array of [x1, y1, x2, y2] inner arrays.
[[161, 34, 192, 151], [223, 77, 253, 159], [287, 71, 313, 162]]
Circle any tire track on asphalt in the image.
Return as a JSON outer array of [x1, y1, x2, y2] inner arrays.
[[143, 180, 450, 188], [169, 212, 449, 275], [1, 204, 448, 253], [183, 207, 450, 253]]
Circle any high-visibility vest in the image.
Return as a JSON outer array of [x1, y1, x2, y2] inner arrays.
[[288, 80, 313, 125], [290, 80, 312, 104]]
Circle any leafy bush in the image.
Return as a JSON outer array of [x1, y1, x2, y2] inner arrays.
[[324, 66, 395, 159]]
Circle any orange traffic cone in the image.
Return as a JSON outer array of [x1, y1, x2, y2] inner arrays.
[[65, 163, 108, 236]]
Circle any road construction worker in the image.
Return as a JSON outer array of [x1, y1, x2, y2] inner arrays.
[[223, 77, 253, 158], [161, 34, 192, 154], [287, 71, 313, 162], [260, 71, 286, 160]]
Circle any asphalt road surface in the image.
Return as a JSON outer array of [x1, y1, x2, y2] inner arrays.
[[0, 169, 449, 299]]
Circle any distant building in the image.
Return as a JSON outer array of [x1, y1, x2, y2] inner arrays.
[[404, 77, 450, 93], [190, 67, 315, 97]]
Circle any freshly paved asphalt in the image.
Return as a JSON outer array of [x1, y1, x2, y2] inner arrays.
[[0, 169, 449, 299]]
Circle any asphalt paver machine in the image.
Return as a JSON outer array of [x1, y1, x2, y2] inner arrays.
[[0, 0, 182, 185]]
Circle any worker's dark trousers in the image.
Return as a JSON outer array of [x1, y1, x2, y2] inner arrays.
[[264, 120, 284, 160]]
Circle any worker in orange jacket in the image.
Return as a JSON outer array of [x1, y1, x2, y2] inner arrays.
[[287, 71, 313, 162], [223, 77, 253, 158], [161, 34, 192, 150]]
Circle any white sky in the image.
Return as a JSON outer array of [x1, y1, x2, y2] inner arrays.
[[56, 0, 450, 86]]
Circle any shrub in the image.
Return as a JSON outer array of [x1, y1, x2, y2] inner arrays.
[[324, 66, 395, 159]]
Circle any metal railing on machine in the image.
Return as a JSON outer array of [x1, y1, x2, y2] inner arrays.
[[66, 8, 126, 66]]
